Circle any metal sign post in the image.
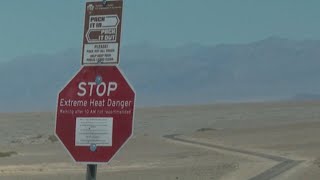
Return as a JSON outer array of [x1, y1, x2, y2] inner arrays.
[[86, 164, 97, 180]]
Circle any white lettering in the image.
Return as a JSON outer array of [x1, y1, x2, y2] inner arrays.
[[96, 82, 107, 97], [107, 82, 117, 96], [76, 81, 117, 97], [77, 82, 87, 96], [88, 82, 96, 96]]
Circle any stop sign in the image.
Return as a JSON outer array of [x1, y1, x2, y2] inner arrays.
[[55, 66, 135, 163]]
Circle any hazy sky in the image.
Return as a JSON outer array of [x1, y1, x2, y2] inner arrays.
[[0, 0, 320, 61]]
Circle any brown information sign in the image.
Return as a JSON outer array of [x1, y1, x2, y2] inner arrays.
[[82, 0, 123, 65]]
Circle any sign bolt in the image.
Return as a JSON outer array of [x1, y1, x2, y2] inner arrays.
[[90, 144, 97, 152], [95, 76, 102, 84], [102, 0, 107, 6]]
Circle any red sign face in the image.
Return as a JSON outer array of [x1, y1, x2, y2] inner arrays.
[[82, 1, 123, 65], [55, 66, 135, 163]]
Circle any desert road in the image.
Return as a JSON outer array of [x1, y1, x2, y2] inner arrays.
[[164, 134, 302, 180]]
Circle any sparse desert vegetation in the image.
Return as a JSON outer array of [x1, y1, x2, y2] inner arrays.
[[0, 151, 17, 158]]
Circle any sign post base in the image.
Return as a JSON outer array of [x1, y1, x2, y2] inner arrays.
[[86, 164, 97, 180]]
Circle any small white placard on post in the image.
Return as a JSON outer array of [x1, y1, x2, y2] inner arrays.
[[76, 117, 113, 146], [83, 43, 119, 64]]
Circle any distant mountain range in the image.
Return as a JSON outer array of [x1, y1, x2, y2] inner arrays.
[[0, 37, 320, 112], [291, 93, 320, 101]]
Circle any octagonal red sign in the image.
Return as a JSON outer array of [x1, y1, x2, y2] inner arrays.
[[55, 66, 135, 163]]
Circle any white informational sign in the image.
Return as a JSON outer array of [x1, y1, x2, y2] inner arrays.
[[76, 117, 113, 146], [82, 1, 123, 65], [83, 43, 118, 64]]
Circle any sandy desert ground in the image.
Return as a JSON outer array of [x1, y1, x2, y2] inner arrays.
[[0, 101, 320, 179]]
